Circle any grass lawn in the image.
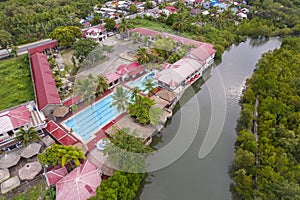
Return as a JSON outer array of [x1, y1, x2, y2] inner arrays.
[[131, 18, 193, 38], [0, 55, 34, 111]]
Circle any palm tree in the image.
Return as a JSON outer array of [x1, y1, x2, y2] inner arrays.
[[118, 18, 130, 39], [96, 75, 109, 96], [111, 86, 130, 112], [136, 48, 152, 64], [131, 32, 140, 43], [74, 74, 96, 103], [56, 145, 86, 167], [142, 79, 155, 95], [15, 127, 39, 147], [131, 86, 141, 101], [172, 13, 189, 32], [142, 36, 149, 47]]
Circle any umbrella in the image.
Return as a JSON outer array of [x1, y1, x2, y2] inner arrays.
[[56, 160, 101, 200], [41, 135, 55, 147], [20, 143, 42, 158], [0, 153, 21, 168], [0, 169, 10, 183], [1, 176, 20, 194], [18, 162, 42, 180], [46, 166, 68, 186], [73, 142, 88, 154], [53, 106, 69, 118]]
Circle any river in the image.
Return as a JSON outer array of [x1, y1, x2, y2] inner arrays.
[[137, 38, 281, 200]]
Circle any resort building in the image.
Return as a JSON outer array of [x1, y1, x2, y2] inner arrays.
[[83, 27, 108, 42], [130, 27, 216, 93], [0, 101, 46, 150], [29, 53, 61, 116]]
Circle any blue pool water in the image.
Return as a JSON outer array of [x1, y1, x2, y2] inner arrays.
[[127, 72, 157, 92], [64, 94, 121, 141]]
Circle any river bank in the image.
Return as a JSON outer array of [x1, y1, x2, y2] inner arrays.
[[137, 38, 282, 200]]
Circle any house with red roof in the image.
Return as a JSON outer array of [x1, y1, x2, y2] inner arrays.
[[28, 40, 58, 55], [162, 6, 178, 16], [30, 53, 61, 115], [115, 62, 145, 80], [83, 27, 107, 42], [0, 101, 46, 150]]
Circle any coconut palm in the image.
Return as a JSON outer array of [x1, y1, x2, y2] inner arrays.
[[74, 74, 96, 103], [96, 75, 109, 96], [118, 18, 131, 39], [111, 86, 130, 112], [15, 127, 39, 147], [136, 48, 152, 64], [142, 79, 156, 95], [172, 13, 189, 32], [131, 86, 141, 101], [142, 36, 149, 47], [131, 32, 140, 43]]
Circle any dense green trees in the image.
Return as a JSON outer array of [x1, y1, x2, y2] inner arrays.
[[96, 75, 109, 97], [231, 38, 300, 199], [74, 74, 96, 103], [0, 0, 98, 45]]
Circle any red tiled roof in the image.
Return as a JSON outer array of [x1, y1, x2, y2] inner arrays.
[[116, 62, 141, 76], [56, 160, 101, 200], [165, 6, 178, 13], [116, 64, 128, 75], [51, 128, 66, 140], [103, 72, 121, 84], [46, 167, 68, 186], [58, 134, 77, 146], [0, 105, 31, 134], [45, 121, 77, 146], [129, 66, 145, 77], [63, 95, 82, 107], [190, 45, 216, 61], [45, 121, 59, 133], [30, 53, 61, 111], [28, 41, 58, 55]]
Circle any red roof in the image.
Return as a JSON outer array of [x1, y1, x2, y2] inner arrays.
[[28, 41, 58, 55], [58, 134, 77, 146], [116, 62, 141, 76], [46, 166, 68, 186], [103, 72, 121, 84], [45, 120, 59, 132], [30, 53, 61, 111], [63, 95, 82, 107], [165, 6, 178, 13], [0, 105, 31, 134], [51, 128, 66, 140], [45, 121, 77, 146], [56, 160, 101, 200], [189, 45, 216, 61], [129, 66, 145, 77]]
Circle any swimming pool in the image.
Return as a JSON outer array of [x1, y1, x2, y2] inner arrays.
[[63, 94, 121, 141], [127, 71, 157, 93]]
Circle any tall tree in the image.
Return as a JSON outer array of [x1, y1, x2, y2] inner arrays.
[[103, 127, 152, 172], [129, 4, 137, 14], [72, 38, 99, 63], [111, 86, 130, 112], [15, 127, 39, 147], [118, 18, 131, 38], [96, 75, 109, 96], [104, 18, 116, 32], [74, 74, 96, 103], [142, 78, 155, 95], [131, 32, 140, 43], [136, 48, 152, 64], [49, 26, 81, 47], [0, 30, 12, 51]]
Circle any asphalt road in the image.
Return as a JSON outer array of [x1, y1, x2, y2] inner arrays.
[[0, 39, 55, 59]]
